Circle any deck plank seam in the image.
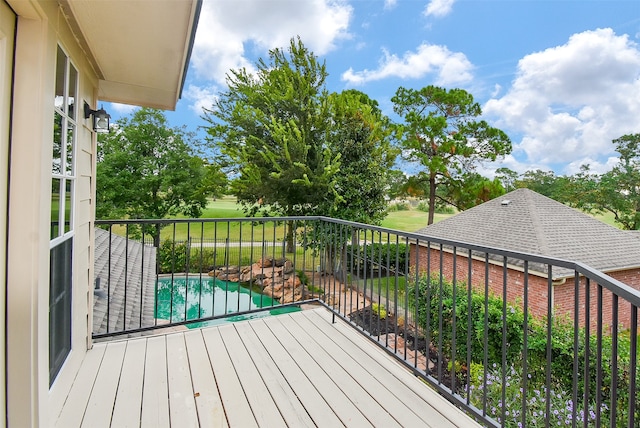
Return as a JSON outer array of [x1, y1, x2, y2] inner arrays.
[[248, 317, 346, 427], [232, 321, 316, 427], [300, 310, 450, 426], [290, 310, 432, 427], [260, 315, 374, 427], [274, 314, 402, 427], [304, 309, 481, 427], [197, 328, 232, 426]]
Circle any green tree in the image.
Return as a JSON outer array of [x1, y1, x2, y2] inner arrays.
[[97, 108, 219, 243], [392, 85, 511, 224], [323, 89, 395, 224], [562, 164, 600, 210], [204, 37, 337, 221], [495, 167, 519, 192], [515, 169, 569, 200], [320, 89, 396, 277], [590, 134, 640, 230], [445, 172, 505, 211], [204, 38, 396, 254], [386, 169, 409, 201]]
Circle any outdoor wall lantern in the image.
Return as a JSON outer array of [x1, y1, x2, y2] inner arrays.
[[84, 102, 111, 133]]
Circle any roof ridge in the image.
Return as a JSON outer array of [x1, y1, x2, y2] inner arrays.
[[524, 190, 550, 255]]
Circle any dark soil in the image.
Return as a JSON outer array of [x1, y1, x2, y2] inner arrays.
[[348, 306, 398, 336], [349, 305, 466, 393]]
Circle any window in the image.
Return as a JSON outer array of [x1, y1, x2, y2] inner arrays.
[[52, 46, 76, 239], [50, 45, 76, 385]]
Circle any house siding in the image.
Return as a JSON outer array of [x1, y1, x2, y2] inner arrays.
[[4, 1, 99, 424]]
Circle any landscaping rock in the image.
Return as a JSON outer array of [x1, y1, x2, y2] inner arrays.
[[213, 257, 304, 305]]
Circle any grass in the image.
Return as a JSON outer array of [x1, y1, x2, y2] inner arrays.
[[178, 196, 246, 219], [152, 197, 438, 242], [165, 197, 624, 241], [381, 209, 449, 232], [592, 210, 619, 228], [103, 195, 625, 243]]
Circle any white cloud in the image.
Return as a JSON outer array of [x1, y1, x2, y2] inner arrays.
[[109, 103, 137, 115], [424, 0, 455, 18], [490, 84, 502, 98], [564, 156, 620, 176], [341, 43, 474, 85], [191, 0, 352, 85], [384, 0, 398, 10], [483, 28, 640, 174], [184, 84, 220, 115]]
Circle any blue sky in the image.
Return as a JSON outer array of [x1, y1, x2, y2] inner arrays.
[[106, 0, 640, 177]]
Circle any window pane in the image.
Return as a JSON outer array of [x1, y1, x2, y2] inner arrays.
[[51, 178, 61, 239], [67, 64, 77, 119], [54, 46, 65, 110], [64, 180, 72, 234], [65, 123, 74, 175], [49, 238, 72, 385], [53, 112, 62, 174]]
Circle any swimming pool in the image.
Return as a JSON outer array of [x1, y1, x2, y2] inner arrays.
[[155, 276, 300, 328]]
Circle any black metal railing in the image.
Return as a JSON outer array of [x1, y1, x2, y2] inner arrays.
[[93, 217, 640, 427]]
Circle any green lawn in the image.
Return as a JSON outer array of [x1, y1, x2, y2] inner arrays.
[[381, 209, 448, 232], [105, 196, 623, 242], [186, 197, 621, 233]]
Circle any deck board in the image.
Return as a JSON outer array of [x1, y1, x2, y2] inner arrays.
[[110, 339, 146, 428], [80, 340, 127, 428], [292, 311, 430, 426], [258, 315, 375, 427], [245, 320, 346, 427], [248, 318, 347, 427], [55, 343, 107, 428], [183, 330, 228, 427], [270, 315, 402, 427], [217, 323, 288, 427], [233, 322, 316, 427], [55, 307, 481, 428], [140, 335, 170, 428], [166, 333, 199, 427], [303, 309, 478, 427], [200, 326, 259, 428]]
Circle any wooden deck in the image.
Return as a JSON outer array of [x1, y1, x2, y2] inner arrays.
[[54, 307, 480, 427]]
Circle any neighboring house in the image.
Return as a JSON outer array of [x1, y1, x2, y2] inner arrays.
[[411, 188, 640, 330], [0, 1, 200, 425]]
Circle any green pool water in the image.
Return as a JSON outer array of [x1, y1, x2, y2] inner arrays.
[[155, 276, 300, 328]]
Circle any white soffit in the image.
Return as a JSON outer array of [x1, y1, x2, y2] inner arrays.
[[65, 0, 201, 110]]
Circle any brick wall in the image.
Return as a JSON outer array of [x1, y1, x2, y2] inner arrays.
[[554, 270, 640, 330], [410, 244, 640, 330]]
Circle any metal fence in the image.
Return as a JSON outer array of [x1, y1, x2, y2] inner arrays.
[[93, 217, 640, 427]]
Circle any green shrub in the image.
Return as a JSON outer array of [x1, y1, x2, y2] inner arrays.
[[435, 204, 455, 214], [371, 302, 387, 319], [158, 240, 218, 273], [158, 240, 187, 274], [416, 201, 429, 212], [345, 243, 408, 275], [410, 273, 525, 366], [388, 202, 410, 212], [468, 363, 605, 427], [409, 272, 639, 424]]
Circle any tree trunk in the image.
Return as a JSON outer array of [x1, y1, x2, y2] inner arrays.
[[153, 224, 161, 248], [286, 220, 295, 253], [428, 173, 437, 225]]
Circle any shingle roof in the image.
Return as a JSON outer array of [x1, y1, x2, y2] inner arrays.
[[93, 228, 157, 335], [415, 188, 640, 277]]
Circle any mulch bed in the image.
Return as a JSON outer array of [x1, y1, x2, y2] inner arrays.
[[348, 305, 466, 393]]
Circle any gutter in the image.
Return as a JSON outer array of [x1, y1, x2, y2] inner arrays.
[[178, 0, 203, 100]]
